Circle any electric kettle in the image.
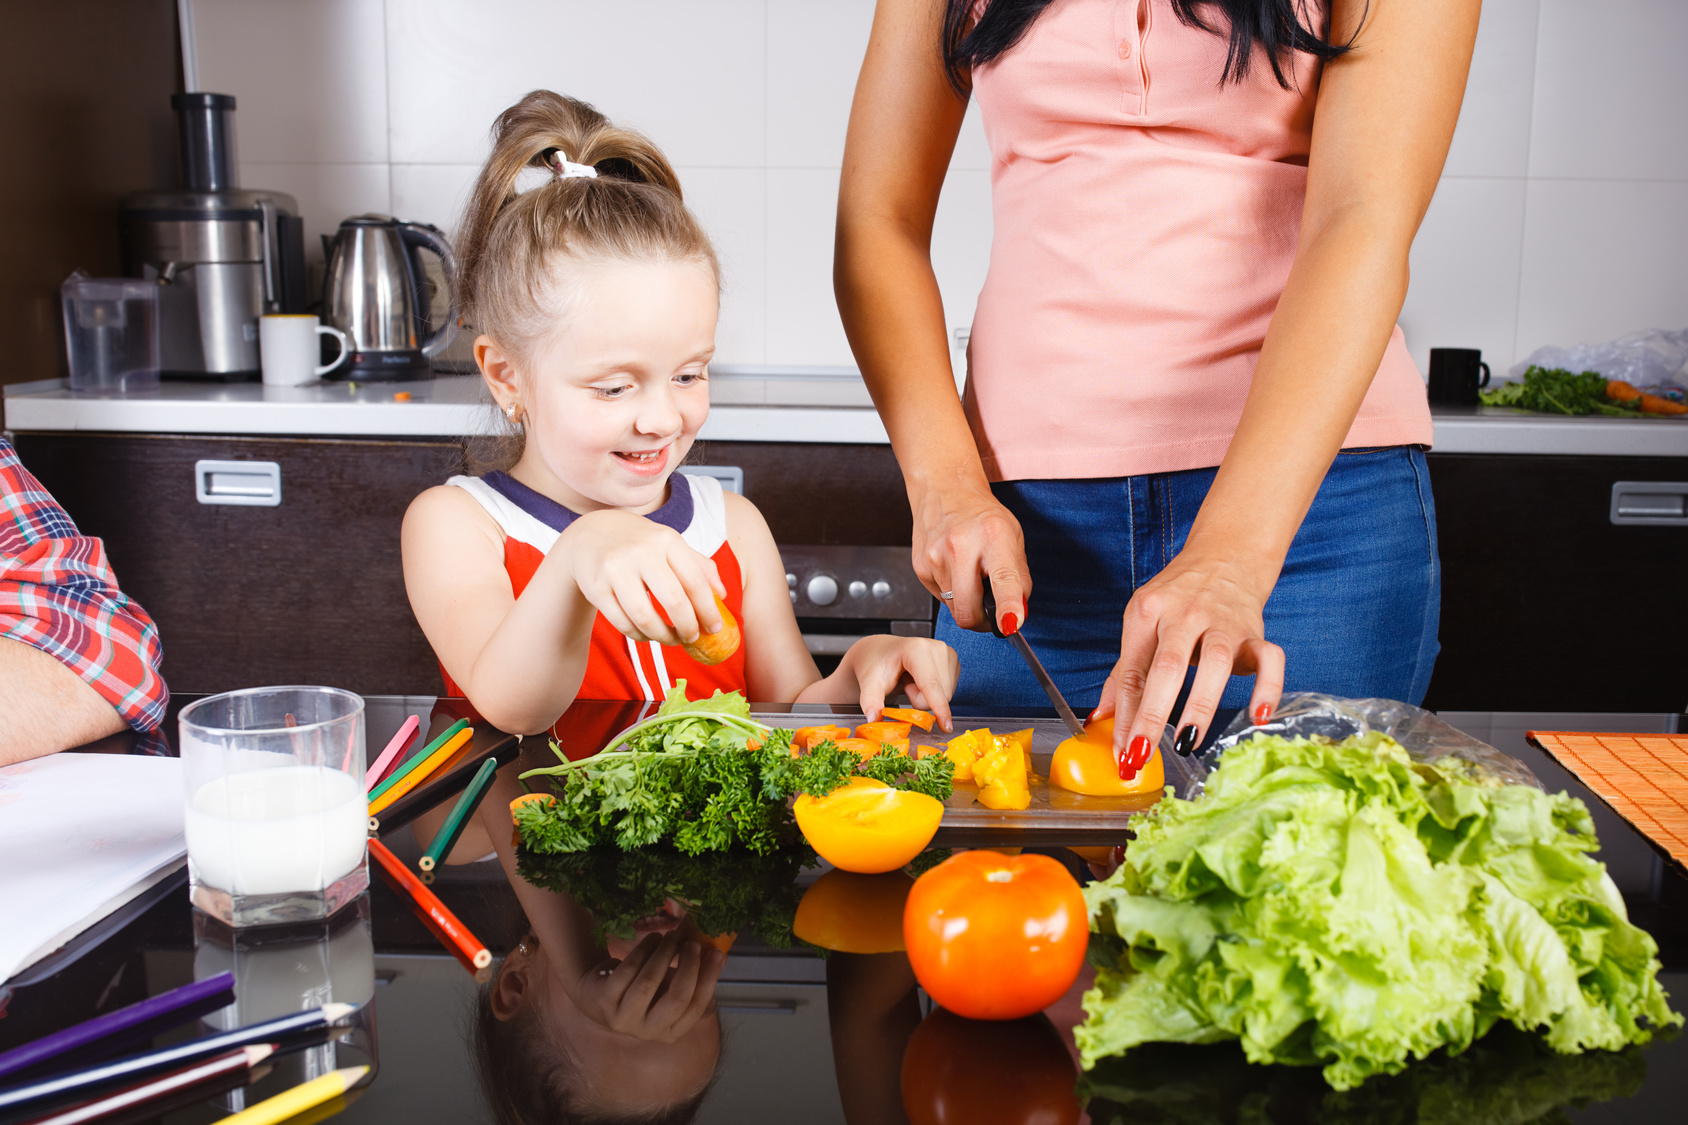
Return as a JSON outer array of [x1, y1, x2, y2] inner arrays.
[[321, 214, 458, 380]]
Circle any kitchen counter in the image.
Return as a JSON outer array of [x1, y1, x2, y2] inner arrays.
[[8, 373, 1688, 455], [2, 698, 1686, 1124]]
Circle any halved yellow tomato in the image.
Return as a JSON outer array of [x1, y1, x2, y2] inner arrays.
[[794, 776, 944, 873], [1050, 716, 1164, 796], [792, 868, 914, 953]]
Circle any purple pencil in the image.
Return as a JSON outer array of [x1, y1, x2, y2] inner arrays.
[[366, 715, 421, 790], [0, 972, 234, 1082]]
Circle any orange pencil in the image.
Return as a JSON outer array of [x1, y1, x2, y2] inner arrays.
[[367, 838, 492, 971], [368, 727, 473, 816]]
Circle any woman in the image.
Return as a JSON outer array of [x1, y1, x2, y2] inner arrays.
[[835, 0, 1476, 767]]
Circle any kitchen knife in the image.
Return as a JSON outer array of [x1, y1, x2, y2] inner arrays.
[[981, 578, 1086, 739]]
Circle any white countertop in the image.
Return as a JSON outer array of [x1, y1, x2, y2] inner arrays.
[[6, 374, 1688, 456]]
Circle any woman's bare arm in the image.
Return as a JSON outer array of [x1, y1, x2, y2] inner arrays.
[[836, 0, 1029, 635], [1100, 0, 1481, 755]]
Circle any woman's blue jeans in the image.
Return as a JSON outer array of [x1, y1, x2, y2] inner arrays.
[[937, 446, 1441, 719]]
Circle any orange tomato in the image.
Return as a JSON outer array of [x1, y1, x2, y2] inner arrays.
[[903, 851, 1087, 1020], [794, 777, 944, 873], [881, 707, 936, 731], [793, 724, 853, 750], [900, 1008, 1081, 1125], [857, 720, 914, 744], [1050, 715, 1164, 796], [676, 595, 741, 666], [792, 868, 914, 953]]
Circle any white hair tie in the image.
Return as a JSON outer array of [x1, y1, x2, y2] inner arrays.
[[512, 150, 599, 195]]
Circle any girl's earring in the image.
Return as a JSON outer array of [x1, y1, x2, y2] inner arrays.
[[504, 403, 522, 424]]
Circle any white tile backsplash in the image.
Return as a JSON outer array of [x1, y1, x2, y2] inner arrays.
[[1529, 0, 1688, 180], [1515, 178, 1688, 362], [1442, 0, 1539, 179], [194, 0, 1688, 373], [1400, 177, 1528, 375], [196, 0, 390, 165]]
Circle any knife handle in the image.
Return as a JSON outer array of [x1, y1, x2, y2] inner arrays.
[[981, 576, 1007, 639]]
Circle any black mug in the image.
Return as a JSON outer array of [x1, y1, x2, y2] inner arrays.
[[1428, 348, 1491, 405]]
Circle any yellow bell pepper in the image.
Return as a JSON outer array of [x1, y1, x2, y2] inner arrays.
[[793, 776, 945, 873], [945, 728, 990, 782], [972, 735, 1032, 810]]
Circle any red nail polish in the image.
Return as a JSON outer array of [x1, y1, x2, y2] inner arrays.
[[1127, 735, 1151, 768], [1001, 612, 1018, 635], [1117, 753, 1138, 781], [1252, 703, 1272, 723]]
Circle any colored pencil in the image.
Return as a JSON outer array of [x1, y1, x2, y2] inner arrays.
[[368, 734, 520, 837], [218, 1065, 367, 1125], [367, 718, 469, 805], [365, 715, 420, 790], [368, 728, 473, 816], [367, 838, 492, 970], [418, 757, 499, 872], [16, 1045, 275, 1125], [0, 1005, 357, 1113], [0, 972, 235, 1081]]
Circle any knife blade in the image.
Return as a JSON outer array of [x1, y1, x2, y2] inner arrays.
[[981, 578, 1085, 739]]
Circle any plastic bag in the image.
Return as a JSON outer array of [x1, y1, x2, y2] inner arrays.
[[1509, 327, 1688, 396], [1160, 692, 1542, 795]]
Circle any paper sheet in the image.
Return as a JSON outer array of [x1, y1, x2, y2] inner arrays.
[[0, 753, 186, 983]]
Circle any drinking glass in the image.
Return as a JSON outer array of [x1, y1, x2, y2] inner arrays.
[[180, 686, 368, 928]]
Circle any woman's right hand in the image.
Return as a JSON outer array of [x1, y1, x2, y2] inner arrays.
[[561, 509, 727, 647], [574, 930, 725, 1044], [910, 478, 1031, 635]]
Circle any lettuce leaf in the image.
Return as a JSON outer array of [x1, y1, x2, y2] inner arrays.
[[1078, 732, 1680, 1090]]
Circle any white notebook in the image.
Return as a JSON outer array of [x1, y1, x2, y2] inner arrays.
[[0, 753, 186, 983]]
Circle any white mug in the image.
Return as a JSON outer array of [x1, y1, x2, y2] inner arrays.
[[260, 315, 349, 386]]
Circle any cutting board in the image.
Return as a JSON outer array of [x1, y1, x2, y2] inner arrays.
[[1526, 731, 1688, 870], [758, 714, 1201, 831]]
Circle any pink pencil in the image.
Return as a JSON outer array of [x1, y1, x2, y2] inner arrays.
[[366, 715, 421, 791]]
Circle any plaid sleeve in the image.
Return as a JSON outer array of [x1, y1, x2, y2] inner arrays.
[[0, 439, 168, 732]]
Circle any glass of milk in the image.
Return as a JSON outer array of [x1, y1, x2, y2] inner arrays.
[[180, 686, 368, 928]]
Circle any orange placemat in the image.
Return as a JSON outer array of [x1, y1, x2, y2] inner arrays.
[[1526, 731, 1688, 869]]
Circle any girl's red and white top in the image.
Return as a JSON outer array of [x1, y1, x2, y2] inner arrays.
[[438, 470, 748, 716]]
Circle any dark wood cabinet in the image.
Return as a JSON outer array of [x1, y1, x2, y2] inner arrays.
[[13, 433, 462, 696], [1423, 453, 1688, 713]]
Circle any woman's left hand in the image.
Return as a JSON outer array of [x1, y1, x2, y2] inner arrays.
[[845, 635, 959, 732], [1094, 550, 1285, 774]]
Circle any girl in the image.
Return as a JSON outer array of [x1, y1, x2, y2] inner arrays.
[[402, 90, 958, 739]]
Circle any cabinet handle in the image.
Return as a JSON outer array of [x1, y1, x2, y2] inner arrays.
[[195, 459, 282, 507], [1610, 481, 1687, 526]]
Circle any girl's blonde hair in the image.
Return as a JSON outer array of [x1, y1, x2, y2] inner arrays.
[[457, 91, 718, 471]]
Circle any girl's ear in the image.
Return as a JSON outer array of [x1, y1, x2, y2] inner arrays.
[[490, 938, 536, 1021], [477, 335, 522, 414]]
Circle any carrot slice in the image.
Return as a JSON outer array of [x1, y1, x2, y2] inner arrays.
[[881, 707, 936, 732], [857, 721, 914, 744], [795, 724, 853, 750]]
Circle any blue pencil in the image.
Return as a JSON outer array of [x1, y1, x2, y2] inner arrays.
[[0, 972, 234, 1082]]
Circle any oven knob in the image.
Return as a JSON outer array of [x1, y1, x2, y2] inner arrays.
[[848, 580, 867, 599], [786, 572, 797, 588], [872, 580, 891, 599], [806, 574, 839, 606]]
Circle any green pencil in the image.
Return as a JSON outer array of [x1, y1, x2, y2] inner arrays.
[[419, 756, 501, 872], [370, 718, 469, 804]]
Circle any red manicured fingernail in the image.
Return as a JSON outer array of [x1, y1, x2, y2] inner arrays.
[[1001, 612, 1018, 635], [1127, 735, 1151, 768], [1088, 708, 1100, 722], [1253, 703, 1272, 723]]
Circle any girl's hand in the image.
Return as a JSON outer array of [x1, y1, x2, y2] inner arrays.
[[911, 478, 1030, 636], [1094, 551, 1285, 775], [573, 930, 725, 1044], [844, 634, 959, 732], [562, 509, 727, 647]]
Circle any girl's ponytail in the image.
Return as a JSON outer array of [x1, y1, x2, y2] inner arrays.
[[457, 90, 715, 358]]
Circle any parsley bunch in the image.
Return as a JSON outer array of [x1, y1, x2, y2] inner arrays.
[[1480, 365, 1638, 416], [514, 683, 955, 856]]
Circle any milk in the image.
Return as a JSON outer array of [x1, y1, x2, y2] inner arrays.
[[185, 766, 367, 896]]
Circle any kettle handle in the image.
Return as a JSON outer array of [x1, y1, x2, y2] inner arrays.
[[397, 221, 460, 359]]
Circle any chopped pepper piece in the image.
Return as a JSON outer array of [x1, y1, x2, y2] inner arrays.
[[972, 735, 1032, 810]]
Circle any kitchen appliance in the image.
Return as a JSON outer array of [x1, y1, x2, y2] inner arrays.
[[778, 544, 935, 664], [120, 93, 308, 380], [320, 215, 458, 380], [59, 272, 160, 392]]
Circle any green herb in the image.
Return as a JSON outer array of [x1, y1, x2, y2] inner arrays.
[[516, 844, 815, 949], [1078, 732, 1681, 1090], [853, 747, 956, 801], [1480, 365, 1639, 416], [513, 684, 954, 856]]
